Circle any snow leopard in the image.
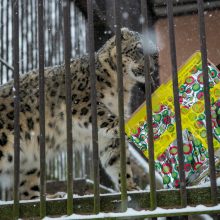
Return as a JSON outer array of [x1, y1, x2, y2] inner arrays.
[[0, 28, 158, 200]]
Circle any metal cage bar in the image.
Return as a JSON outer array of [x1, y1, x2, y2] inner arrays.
[[86, 0, 100, 214], [141, 0, 157, 212], [30, 0, 34, 70], [12, 0, 20, 219], [166, 0, 188, 211], [63, 0, 74, 215], [197, 0, 218, 206], [20, 0, 24, 73], [1, 0, 220, 219], [38, 0, 46, 218], [0, 0, 3, 84], [25, 0, 29, 72], [114, 0, 128, 212], [6, 1, 10, 81]]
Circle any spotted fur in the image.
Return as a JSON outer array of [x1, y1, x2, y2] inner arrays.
[[0, 28, 158, 199]]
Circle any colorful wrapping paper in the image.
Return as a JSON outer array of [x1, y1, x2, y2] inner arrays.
[[125, 51, 220, 188]]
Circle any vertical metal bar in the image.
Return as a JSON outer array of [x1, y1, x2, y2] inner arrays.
[[35, 0, 38, 69], [12, 0, 20, 219], [197, 0, 218, 206], [141, 0, 157, 212], [44, 0, 48, 67], [30, 0, 34, 69], [86, 0, 100, 214], [113, 0, 128, 212], [166, 0, 188, 211], [74, 5, 80, 56], [0, 0, 4, 84], [55, 0, 59, 64], [51, 1, 56, 66], [6, 0, 10, 81], [25, 0, 29, 71], [63, 0, 73, 215], [38, 0, 46, 218], [20, 0, 24, 73], [47, 0, 52, 66], [59, 0, 63, 63]]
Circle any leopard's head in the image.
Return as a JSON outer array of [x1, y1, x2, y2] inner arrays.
[[98, 28, 158, 85], [120, 28, 158, 84]]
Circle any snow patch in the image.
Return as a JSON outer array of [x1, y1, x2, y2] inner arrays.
[[43, 205, 220, 219]]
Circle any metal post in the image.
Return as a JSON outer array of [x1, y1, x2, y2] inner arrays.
[[114, 0, 128, 212], [166, 0, 188, 216], [86, 0, 100, 214], [141, 0, 157, 213], [38, 0, 46, 218], [63, 0, 73, 215], [12, 0, 20, 218], [197, 0, 218, 207]]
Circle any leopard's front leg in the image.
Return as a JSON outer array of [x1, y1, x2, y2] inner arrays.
[[99, 137, 138, 191], [96, 103, 138, 191]]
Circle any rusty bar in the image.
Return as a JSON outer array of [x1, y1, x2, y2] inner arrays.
[[141, 0, 157, 212], [166, 0, 188, 212], [12, 0, 20, 219], [86, 0, 100, 214], [113, 0, 128, 212], [197, 0, 218, 206], [38, 0, 46, 217], [63, 0, 73, 215]]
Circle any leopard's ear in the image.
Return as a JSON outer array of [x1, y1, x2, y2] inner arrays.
[[121, 27, 132, 40]]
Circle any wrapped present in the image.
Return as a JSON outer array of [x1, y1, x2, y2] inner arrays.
[[155, 129, 210, 188], [125, 51, 220, 188]]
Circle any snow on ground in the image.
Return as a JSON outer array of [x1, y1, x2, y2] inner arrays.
[[43, 204, 220, 219]]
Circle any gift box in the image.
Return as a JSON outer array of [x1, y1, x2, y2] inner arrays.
[[125, 51, 220, 188]]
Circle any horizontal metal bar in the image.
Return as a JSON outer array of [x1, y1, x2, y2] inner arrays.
[[47, 206, 220, 220], [1, 187, 220, 219], [42, 205, 220, 220]]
